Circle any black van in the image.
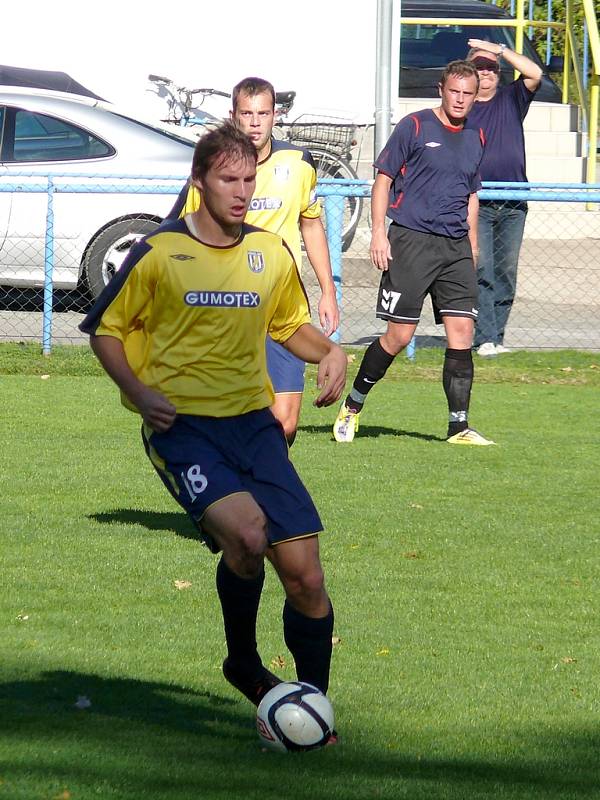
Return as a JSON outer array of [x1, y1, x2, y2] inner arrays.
[[399, 0, 562, 102]]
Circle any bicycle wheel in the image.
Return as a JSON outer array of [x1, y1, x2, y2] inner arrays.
[[309, 147, 363, 252]]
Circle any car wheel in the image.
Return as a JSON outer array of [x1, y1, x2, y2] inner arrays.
[[83, 217, 161, 300]]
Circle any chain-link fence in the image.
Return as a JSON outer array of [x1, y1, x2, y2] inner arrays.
[[1, 174, 599, 352], [306, 183, 600, 352], [0, 174, 184, 351]]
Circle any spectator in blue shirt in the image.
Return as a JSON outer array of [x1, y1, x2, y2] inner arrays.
[[465, 39, 542, 357]]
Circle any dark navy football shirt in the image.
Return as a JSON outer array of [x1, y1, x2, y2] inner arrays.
[[464, 77, 536, 182], [375, 108, 484, 239]]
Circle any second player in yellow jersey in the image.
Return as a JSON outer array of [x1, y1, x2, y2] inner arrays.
[[171, 139, 320, 271], [167, 76, 339, 444]]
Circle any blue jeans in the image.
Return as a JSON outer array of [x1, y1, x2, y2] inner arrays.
[[475, 200, 527, 347]]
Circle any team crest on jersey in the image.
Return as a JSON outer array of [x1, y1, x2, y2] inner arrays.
[[247, 251, 265, 273], [274, 165, 290, 181]]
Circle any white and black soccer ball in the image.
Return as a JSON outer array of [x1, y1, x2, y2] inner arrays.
[[256, 681, 334, 753]]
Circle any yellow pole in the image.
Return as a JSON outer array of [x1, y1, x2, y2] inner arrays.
[[515, 0, 525, 53], [562, 1, 571, 104], [586, 77, 598, 186], [515, 0, 525, 82], [581, 0, 600, 188]]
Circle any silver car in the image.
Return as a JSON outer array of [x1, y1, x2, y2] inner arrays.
[[0, 86, 195, 299]]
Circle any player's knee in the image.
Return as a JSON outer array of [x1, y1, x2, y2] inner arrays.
[[446, 319, 475, 348], [226, 513, 268, 575], [285, 563, 325, 601], [382, 329, 412, 354]]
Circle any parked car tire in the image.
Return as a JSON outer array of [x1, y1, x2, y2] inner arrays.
[[83, 217, 161, 300]]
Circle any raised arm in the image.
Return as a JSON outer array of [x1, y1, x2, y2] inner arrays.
[[468, 38, 543, 92]]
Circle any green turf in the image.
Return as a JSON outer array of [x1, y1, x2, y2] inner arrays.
[[1, 345, 599, 799]]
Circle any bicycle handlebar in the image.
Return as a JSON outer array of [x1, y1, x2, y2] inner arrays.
[[188, 88, 231, 98], [148, 75, 230, 98]]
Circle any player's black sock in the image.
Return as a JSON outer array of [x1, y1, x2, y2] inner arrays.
[[283, 600, 334, 694], [346, 338, 395, 412], [216, 557, 264, 677], [443, 347, 474, 437]]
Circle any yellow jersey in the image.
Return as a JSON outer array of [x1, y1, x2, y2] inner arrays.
[[80, 219, 311, 417], [167, 139, 321, 268]]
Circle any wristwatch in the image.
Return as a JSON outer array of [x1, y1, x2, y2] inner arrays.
[[498, 43, 507, 56]]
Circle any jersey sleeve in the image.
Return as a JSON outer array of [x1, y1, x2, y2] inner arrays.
[[374, 114, 417, 178], [267, 245, 312, 343], [510, 77, 537, 121], [470, 173, 482, 193], [84, 244, 158, 344], [468, 129, 485, 193], [299, 150, 322, 221], [470, 161, 483, 193], [165, 180, 201, 220]]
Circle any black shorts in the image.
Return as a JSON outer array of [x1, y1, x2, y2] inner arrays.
[[376, 224, 479, 325]]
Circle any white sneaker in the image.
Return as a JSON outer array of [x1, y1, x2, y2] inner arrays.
[[495, 344, 512, 354], [476, 342, 497, 357]]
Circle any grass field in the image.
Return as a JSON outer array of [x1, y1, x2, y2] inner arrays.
[[2, 344, 600, 800]]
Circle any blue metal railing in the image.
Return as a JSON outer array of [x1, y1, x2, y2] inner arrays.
[[2, 173, 600, 354], [320, 178, 600, 358]]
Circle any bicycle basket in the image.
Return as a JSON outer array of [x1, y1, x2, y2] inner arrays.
[[287, 116, 357, 154]]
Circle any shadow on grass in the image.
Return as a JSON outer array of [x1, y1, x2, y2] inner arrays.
[[0, 670, 237, 732], [89, 509, 200, 541], [299, 424, 445, 442], [0, 670, 599, 799]]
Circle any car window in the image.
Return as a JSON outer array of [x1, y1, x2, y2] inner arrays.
[[401, 23, 514, 68], [398, 18, 559, 99], [111, 111, 198, 148], [9, 110, 113, 162], [400, 21, 545, 67]]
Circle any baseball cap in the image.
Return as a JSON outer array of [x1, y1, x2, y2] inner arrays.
[[471, 56, 500, 73]]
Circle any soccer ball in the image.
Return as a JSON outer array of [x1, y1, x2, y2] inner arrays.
[[256, 681, 334, 752]]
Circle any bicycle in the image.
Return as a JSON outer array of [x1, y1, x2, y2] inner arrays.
[[147, 75, 363, 249], [147, 74, 301, 134]]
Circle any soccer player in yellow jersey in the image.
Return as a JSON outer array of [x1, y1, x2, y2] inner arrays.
[[80, 123, 347, 727], [167, 76, 339, 444]]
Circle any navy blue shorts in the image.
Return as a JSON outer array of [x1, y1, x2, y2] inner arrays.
[[142, 409, 322, 552], [266, 335, 305, 393]]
